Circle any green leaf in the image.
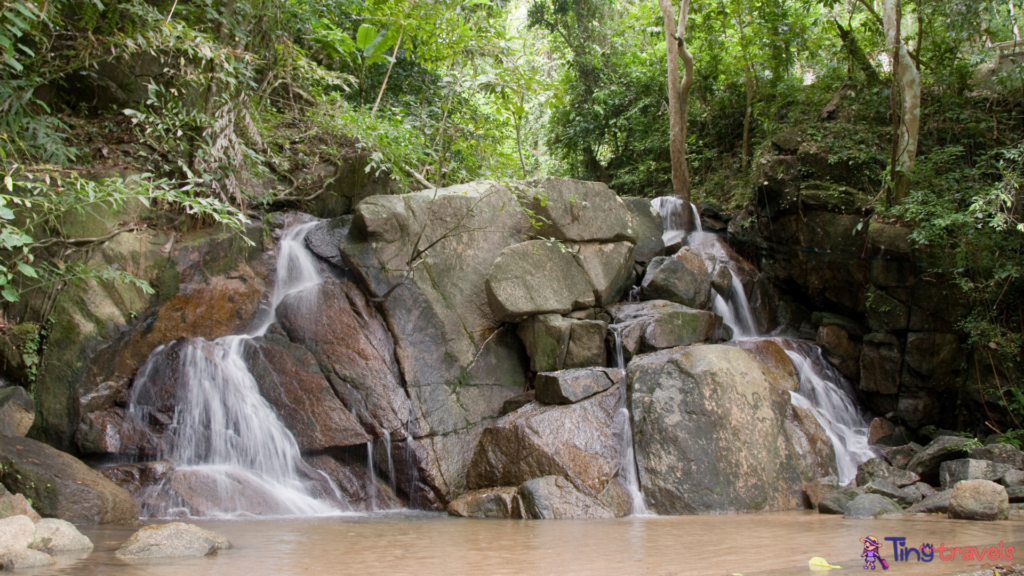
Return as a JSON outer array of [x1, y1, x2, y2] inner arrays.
[[355, 24, 378, 50], [3, 175, 11, 191], [2, 285, 19, 303], [16, 262, 37, 278]]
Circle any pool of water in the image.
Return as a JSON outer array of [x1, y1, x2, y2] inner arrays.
[[38, 511, 1024, 576]]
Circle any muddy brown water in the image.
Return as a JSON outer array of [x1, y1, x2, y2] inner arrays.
[[36, 511, 1024, 576]]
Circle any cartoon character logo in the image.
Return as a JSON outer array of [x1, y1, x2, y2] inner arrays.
[[861, 536, 889, 570]]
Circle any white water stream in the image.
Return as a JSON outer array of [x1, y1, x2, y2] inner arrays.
[[128, 222, 347, 518]]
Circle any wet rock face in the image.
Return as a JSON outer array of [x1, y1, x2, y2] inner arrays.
[[465, 384, 624, 499], [947, 480, 1009, 521], [486, 240, 597, 322], [816, 325, 860, 381], [572, 242, 636, 307], [243, 333, 371, 451], [517, 475, 615, 519], [628, 345, 810, 514], [621, 197, 664, 263], [0, 436, 138, 524], [725, 339, 800, 392], [277, 279, 408, 441], [304, 455, 404, 512], [522, 178, 637, 243], [446, 487, 522, 519]]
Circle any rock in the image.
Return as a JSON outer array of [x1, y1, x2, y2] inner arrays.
[[31, 518, 94, 552], [970, 444, 1024, 469], [305, 216, 351, 268], [803, 476, 838, 509], [340, 185, 538, 501], [500, 392, 535, 416], [0, 515, 36, 551], [811, 312, 866, 337], [277, 279, 408, 440], [844, 493, 902, 518], [896, 392, 940, 429], [114, 522, 231, 560], [784, 403, 838, 482], [573, 242, 636, 306], [75, 407, 156, 456], [906, 436, 973, 484], [900, 484, 925, 506], [0, 388, 33, 438], [0, 549, 55, 569], [628, 345, 814, 514], [534, 368, 621, 405], [816, 325, 860, 381], [868, 418, 896, 445], [1002, 469, 1024, 487], [640, 249, 712, 310], [860, 334, 902, 395], [517, 314, 574, 373], [621, 198, 664, 263], [243, 333, 371, 451], [1006, 486, 1024, 503], [563, 320, 608, 369], [866, 289, 909, 332], [99, 461, 174, 499], [904, 332, 962, 377], [486, 240, 596, 322], [604, 300, 723, 361], [914, 482, 937, 498], [516, 476, 615, 519], [772, 129, 803, 153], [881, 443, 922, 469], [856, 457, 920, 488], [466, 383, 623, 498], [863, 478, 918, 506], [947, 480, 1009, 521], [818, 487, 862, 514], [725, 339, 800, 392], [907, 489, 951, 513], [0, 436, 137, 524], [748, 274, 781, 335], [939, 459, 1015, 490], [0, 491, 40, 522], [446, 487, 522, 518], [522, 178, 636, 243]]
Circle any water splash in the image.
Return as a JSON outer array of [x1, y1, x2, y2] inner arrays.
[[651, 197, 701, 247], [127, 222, 345, 518], [618, 408, 649, 516], [712, 270, 757, 339]]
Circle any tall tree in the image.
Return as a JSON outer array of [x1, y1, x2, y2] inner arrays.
[[882, 0, 921, 204], [658, 0, 695, 229]]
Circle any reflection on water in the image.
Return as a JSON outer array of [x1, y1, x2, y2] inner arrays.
[[38, 511, 1024, 576]]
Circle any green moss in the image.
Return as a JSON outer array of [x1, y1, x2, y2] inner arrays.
[[154, 264, 180, 302]]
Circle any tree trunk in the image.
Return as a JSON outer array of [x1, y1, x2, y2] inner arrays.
[[742, 73, 754, 170], [834, 20, 882, 84], [515, 117, 528, 179], [882, 0, 921, 204], [658, 0, 694, 230]]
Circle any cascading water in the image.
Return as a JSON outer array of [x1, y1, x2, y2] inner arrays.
[[651, 196, 701, 247], [128, 222, 345, 518], [610, 325, 649, 516], [711, 270, 758, 340]]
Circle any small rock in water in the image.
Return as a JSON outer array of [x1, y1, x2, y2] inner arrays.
[[818, 487, 862, 515], [31, 519, 94, 552], [446, 487, 522, 519], [843, 494, 902, 519], [947, 480, 1009, 521], [803, 476, 838, 509], [115, 522, 231, 560], [0, 515, 36, 552], [856, 457, 920, 488]]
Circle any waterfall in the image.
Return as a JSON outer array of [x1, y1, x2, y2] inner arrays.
[[712, 270, 757, 339], [651, 196, 701, 246], [782, 341, 877, 485], [609, 325, 649, 516], [127, 222, 344, 518]]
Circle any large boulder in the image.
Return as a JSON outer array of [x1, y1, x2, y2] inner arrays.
[[516, 315, 607, 372], [466, 384, 624, 499], [818, 486, 862, 514], [0, 515, 35, 551], [446, 487, 522, 518], [907, 489, 952, 514], [605, 300, 723, 362], [521, 178, 636, 243], [573, 242, 636, 306], [486, 240, 596, 322], [0, 487, 40, 522], [640, 248, 712, 310], [0, 436, 137, 524], [32, 518, 94, 552], [784, 402, 838, 482], [114, 522, 231, 560], [277, 279, 409, 441], [517, 476, 615, 520], [906, 436, 973, 484], [628, 345, 815, 514], [243, 333, 371, 451], [0, 549, 54, 569], [534, 368, 621, 405], [803, 476, 838, 509], [621, 197, 664, 263], [947, 480, 1009, 521], [939, 459, 1015, 490], [0, 387, 34, 438], [843, 493, 902, 519]]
